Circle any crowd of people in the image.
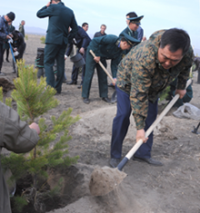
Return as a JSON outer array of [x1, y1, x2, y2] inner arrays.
[[35, 0, 194, 167], [0, 13, 26, 75], [0, 0, 195, 212]]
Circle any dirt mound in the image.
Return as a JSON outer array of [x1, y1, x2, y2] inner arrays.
[[0, 77, 15, 92], [89, 166, 127, 196]]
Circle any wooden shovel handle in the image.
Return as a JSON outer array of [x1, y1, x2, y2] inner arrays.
[[89, 50, 115, 84]]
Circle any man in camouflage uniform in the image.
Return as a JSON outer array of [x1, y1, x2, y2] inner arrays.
[[110, 28, 193, 168]]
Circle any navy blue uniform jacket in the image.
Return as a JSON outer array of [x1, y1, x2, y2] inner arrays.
[[66, 26, 91, 56], [89, 34, 123, 78]]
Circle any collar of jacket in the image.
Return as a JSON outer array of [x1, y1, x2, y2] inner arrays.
[[116, 40, 120, 48]]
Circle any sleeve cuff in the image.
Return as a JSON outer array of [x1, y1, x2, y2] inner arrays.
[[133, 114, 146, 130]]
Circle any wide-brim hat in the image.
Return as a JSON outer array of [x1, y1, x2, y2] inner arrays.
[[119, 32, 140, 46], [127, 15, 144, 25]]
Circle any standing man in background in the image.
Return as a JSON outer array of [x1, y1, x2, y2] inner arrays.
[[0, 12, 15, 76], [37, 0, 78, 95], [94, 24, 107, 38], [19, 20, 25, 38]]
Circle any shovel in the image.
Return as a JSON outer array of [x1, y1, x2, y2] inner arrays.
[[89, 50, 117, 103], [8, 39, 18, 76], [89, 79, 192, 196]]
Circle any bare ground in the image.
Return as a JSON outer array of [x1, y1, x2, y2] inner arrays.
[[1, 34, 200, 213]]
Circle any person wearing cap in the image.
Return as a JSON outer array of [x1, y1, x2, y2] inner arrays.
[[109, 28, 193, 168], [126, 12, 144, 42], [0, 12, 15, 76], [37, 0, 78, 95], [82, 33, 140, 104], [121, 12, 143, 40]]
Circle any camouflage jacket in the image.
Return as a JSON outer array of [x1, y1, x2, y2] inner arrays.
[[116, 30, 194, 130]]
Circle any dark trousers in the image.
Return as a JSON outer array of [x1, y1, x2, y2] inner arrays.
[[44, 43, 67, 93], [71, 50, 86, 84], [0, 44, 3, 72], [3, 48, 9, 60], [110, 86, 158, 159], [82, 49, 108, 98]]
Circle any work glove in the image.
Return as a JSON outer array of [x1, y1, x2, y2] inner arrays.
[[14, 51, 19, 56], [8, 38, 13, 44]]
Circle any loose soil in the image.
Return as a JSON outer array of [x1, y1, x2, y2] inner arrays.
[[1, 34, 200, 213]]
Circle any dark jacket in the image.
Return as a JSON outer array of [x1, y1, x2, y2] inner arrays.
[[0, 16, 9, 44], [88, 34, 123, 78], [11, 31, 25, 57], [36, 2, 78, 45], [66, 26, 91, 56], [3, 25, 15, 50], [93, 31, 106, 38]]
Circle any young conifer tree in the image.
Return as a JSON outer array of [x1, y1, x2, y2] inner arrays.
[[1, 60, 80, 213]]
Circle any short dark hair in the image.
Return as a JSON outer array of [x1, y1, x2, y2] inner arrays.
[[160, 28, 190, 55], [12, 30, 19, 40], [126, 12, 137, 18], [101, 24, 106, 28], [82, 22, 88, 27]]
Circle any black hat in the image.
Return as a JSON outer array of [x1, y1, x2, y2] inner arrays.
[[7, 12, 15, 21], [119, 32, 140, 46]]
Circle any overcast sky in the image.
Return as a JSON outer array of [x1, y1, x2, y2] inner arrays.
[[1, 0, 200, 52]]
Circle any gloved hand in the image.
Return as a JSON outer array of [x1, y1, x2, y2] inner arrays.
[[8, 37, 13, 44], [14, 51, 19, 56]]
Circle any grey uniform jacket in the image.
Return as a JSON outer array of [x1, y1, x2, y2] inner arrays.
[[0, 101, 39, 213]]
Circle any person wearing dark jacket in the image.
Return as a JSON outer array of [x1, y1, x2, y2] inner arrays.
[[82, 33, 140, 104], [93, 24, 107, 38], [0, 12, 15, 75], [37, 0, 78, 94], [66, 25, 91, 86], [11, 30, 26, 73]]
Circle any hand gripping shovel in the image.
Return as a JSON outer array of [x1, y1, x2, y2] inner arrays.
[[89, 50, 117, 103], [89, 79, 192, 196]]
